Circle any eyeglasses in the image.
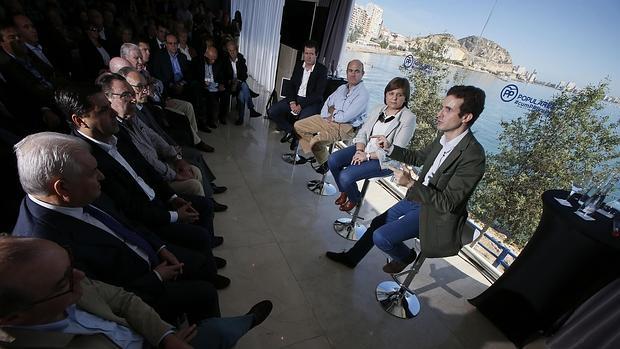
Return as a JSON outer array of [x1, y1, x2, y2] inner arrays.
[[88, 27, 99, 32], [129, 84, 149, 92], [29, 248, 75, 306], [107, 91, 135, 100]]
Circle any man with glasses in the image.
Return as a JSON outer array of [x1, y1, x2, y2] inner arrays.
[[12, 131, 229, 324], [0, 236, 273, 348]]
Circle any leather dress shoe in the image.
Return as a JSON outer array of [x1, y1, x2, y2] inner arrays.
[[382, 250, 418, 274], [249, 89, 260, 98], [325, 251, 356, 268], [207, 122, 218, 129], [214, 256, 227, 269], [280, 132, 293, 143], [212, 274, 231, 289], [195, 141, 214, 153], [313, 161, 329, 175], [211, 236, 224, 248], [213, 200, 228, 212], [246, 300, 273, 329], [339, 200, 357, 212], [235, 119, 244, 125], [249, 108, 262, 117], [335, 193, 348, 206], [211, 184, 228, 194]]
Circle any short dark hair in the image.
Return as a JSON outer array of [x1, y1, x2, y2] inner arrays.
[[303, 40, 319, 54], [54, 84, 101, 128], [446, 85, 485, 125], [96, 72, 127, 95], [384, 77, 410, 108]]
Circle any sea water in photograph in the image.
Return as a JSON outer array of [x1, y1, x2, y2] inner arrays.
[[339, 50, 620, 155]]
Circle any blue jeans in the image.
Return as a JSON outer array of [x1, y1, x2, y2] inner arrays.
[[327, 145, 392, 204], [236, 81, 254, 121], [372, 199, 421, 262], [267, 97, 322, 133], [190, 314, 253, 348]]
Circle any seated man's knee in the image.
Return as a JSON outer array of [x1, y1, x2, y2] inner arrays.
[[372, 229, 392, 251]]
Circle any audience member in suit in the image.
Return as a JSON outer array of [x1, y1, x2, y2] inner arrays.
[[328, 77, 416, 212], [221, 40, 261, 125], [119, 67, 229, 208], [0, 237, 272, 348], [11, 133, 234, 323], [267, 40, 328, 142], [0, 24, 63, 133], [150, 33, 193, 99], [87, 8, 119, 56], [78, 24, 111, 80], [55, 84, 224, 259], [121, 42, 215, 152], [150, 22, 169, 53], [12, 14, 69, 81], [193, 45, 228, 128]]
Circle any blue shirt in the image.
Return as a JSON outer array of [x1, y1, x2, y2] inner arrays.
[[9, 305, 144, 348], [320, 81, 369, 127], [168, 52, 183, 82]]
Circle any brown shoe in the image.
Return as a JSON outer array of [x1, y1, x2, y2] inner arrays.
[[335, 193, 347, 206], [339, 200, 357, 212], [382, 250, 418, 274]]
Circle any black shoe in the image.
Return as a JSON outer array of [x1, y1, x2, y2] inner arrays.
[[213, 199, 228, 212], [212, 274, 231, 289], [207, 122, 218, 129], [235, 119, 243, 125], [219, 118, 227, 125], [382, 250, 417, 274], [195, 141, 215, 153], [282, 153, 307, 165], [313, 162, 329, 175], [211, 236, 224, 248], [249, 89, 260, 98], [280, 132, 293, 143], [246, 300, 273, 329], [214, 256, 227, 269], [325, 251, 356, 268], [211, 184, 228, 194], [289, 138, 298, 151], [249, 108, 262, 118]]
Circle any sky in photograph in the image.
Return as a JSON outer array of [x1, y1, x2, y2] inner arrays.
[[359, 0, 620, 96]]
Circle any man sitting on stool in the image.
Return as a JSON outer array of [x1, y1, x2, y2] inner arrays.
[[325, 85, 486, 273], [292, 59, 369, 174]]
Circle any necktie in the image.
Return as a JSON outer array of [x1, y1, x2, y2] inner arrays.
[[83, 205, 159, 265]]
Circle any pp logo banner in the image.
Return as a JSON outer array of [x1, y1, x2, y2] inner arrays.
[[501, 84, 518, 102]]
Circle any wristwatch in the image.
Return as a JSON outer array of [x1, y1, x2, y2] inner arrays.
[[176, 154, 183, 160]]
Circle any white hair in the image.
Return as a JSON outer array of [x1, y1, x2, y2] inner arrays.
[[14, 132, 91, 196], [120, 42, 140, 59]]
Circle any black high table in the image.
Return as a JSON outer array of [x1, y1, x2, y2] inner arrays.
[[469, 190, 620, 347]]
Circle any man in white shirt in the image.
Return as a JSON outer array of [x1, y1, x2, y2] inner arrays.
[[267, 40, 328, 144], [326, 85, 487, 273]]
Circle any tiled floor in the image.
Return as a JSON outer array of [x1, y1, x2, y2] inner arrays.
[[197, 92, 529, 348]]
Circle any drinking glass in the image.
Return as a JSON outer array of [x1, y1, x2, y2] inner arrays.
[[567, 177, 589, 201]]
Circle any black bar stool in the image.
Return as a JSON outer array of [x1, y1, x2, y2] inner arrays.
[[306, 143, 337, 196]]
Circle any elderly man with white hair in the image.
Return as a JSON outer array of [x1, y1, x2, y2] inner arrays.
[[120, 42, 213, 153]]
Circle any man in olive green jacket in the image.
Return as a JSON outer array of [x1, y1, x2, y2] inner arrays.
[[326, 85, 486, 273]]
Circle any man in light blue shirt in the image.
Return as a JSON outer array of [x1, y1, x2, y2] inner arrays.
[[293, 59, 369, 174]]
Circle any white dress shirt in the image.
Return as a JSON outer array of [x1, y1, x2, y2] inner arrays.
[[422, 129, 469, 186], [297, 62, 315, 98]]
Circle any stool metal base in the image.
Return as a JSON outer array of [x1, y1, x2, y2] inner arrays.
[[281, 153, 307, 165], [333, 217, 367, 241], [376, 281, 420, 319]]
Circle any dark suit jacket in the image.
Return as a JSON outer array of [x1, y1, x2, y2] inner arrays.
[[12, 195, 166, 300], [78, 37, 110, 80], [191, 55, 226, 87], [285, 61, 328, 108], [389, 131, 486, 257], [219, 52, 249, 90], [73, 129, 177, 228], [150, 50, 192, 88]]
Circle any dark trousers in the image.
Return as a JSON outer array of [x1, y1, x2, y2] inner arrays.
[[267, 96, 322, 133], [152, 244, 220, 324], [199, 89, 229, 124]]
